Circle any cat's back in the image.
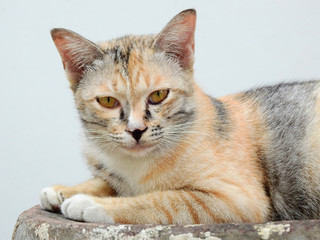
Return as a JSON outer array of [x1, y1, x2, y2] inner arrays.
[[217, 80, 320, 220], [243, 80, 320, 112], [240, 80, 320, 149]]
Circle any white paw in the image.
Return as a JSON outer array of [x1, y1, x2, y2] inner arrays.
[[40, 187, 64, 212], [61, 194, 114, 223]]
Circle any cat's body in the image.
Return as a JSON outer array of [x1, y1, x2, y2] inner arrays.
[[40, 9, 320, 224]]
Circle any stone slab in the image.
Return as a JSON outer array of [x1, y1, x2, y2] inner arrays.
[[12, 205, 320, 240]]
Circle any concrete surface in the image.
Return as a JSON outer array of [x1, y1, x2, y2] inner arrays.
[[12, 205, 320, 240]]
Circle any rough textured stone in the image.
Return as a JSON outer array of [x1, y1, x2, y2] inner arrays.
[[12, 205, 320, 240]]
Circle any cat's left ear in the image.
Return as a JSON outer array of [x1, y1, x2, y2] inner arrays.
[[51, 28, 104, 91], [153, 9, 196, 69]]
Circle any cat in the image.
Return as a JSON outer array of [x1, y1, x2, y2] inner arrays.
[[40, 9, 320, 224]]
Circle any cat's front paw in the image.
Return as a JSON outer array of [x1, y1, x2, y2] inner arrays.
[[61, 194, 114, 223], [40, 187, 64, 212]]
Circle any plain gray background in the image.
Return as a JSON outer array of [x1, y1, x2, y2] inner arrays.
[[2, 0, 320, 238]]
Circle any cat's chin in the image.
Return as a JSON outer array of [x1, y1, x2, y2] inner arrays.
[[121, 144, 155, 157]]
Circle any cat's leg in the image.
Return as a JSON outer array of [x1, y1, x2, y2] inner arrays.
[[40, 178, 114, 212], [61, 189, 268, 224]]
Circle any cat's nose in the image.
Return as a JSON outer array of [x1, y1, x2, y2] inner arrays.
[[126, 127, 148, 142]]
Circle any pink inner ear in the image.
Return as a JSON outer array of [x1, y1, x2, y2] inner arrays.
[[176, 15, 196, 68], [51, 28, 104, 89], [52, 36, 86, 89], [155, 9, 196, 69], [53, 36, 85, 75]]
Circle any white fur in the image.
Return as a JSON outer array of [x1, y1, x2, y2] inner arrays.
[[127, 114, 146, 132], [61, 194, 114, 223], [40, 187, 63, 211], [84, 140, 159, 196]]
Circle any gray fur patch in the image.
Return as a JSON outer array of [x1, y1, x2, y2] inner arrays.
[[109, 173, 124, 183], [210, 97, 230, 138], [167, 109, 195, 124], [94, 163, 105, 171], [80, 118, 108, 128], [243, 80, 320, 220], [119, 109, 126, 122], [104, 44, 132, 75]]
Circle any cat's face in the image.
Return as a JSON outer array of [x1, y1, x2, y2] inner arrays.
[[51, 9, 197, 158], [76, 44, 195, 158]]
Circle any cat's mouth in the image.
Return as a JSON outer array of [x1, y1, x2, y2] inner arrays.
[[122, 144, 155, 154]]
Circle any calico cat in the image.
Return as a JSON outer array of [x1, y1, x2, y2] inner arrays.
[[40, 9, 320, 224]]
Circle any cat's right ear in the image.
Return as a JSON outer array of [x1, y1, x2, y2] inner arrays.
[[51, 28, 104, 91]]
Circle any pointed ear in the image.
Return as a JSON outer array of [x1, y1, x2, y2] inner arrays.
[[153, 9, 196, 69], [51, 28, 104, 91]]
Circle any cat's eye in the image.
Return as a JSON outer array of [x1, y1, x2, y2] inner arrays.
[[97, 96, 119, 108], [148, 90, 169, 104]]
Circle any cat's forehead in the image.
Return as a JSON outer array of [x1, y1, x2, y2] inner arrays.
[[82, 49, 174, 101], [98, 35, 156, 55], [80, 35, 190, 101], [97, 35, 158, 80]]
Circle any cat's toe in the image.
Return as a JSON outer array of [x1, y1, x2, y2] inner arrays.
[[83, 203, 114, 223], [61, 194, 114, 223], [40, 187, 64, 212], [61, 194, 89, 221]]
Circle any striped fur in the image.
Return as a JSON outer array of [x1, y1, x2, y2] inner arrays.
[[40, 9, 320, 224]]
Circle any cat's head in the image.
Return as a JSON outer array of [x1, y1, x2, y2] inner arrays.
[[51, 9, 197, 158]]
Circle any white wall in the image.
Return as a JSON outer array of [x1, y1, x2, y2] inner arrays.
[[2, 0, 320, 238]]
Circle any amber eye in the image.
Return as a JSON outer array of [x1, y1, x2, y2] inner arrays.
[[97, 96, 119, 108], [148, 90, 169, 104]]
